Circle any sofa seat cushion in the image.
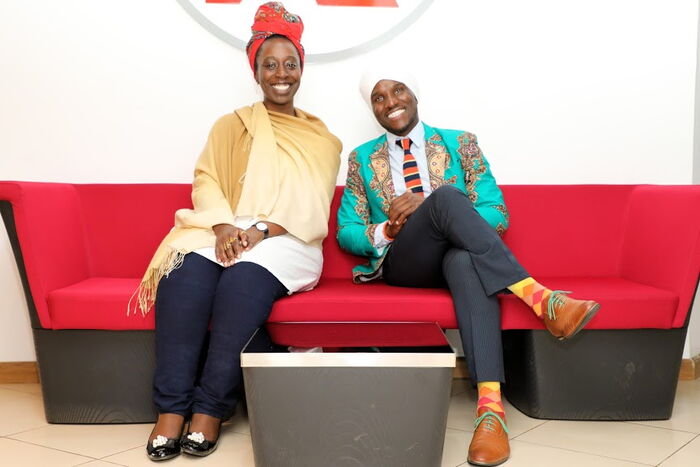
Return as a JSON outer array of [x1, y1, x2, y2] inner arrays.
[[48, 278, 153, 330], [270, 277, 679, 330], [270, 279, 455, 325], [499, 277, 679, 330], [46, 276, 678, 331]]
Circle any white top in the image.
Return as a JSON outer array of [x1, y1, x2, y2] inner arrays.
[[194, 216, 322, 295], [373, 121, 432, 250]]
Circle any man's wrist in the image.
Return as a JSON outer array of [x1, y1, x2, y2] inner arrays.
[[383, 221, 395, 241], [372, 222, 392, 249]]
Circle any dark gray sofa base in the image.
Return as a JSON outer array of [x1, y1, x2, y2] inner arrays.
[[502, 326, 688, 421], [5, 199, 696, 423], [34, 329, 157, 423], [33, 325, 690, 424]]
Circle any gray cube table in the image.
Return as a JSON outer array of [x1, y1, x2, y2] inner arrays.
[[241, 322, 456, 467]]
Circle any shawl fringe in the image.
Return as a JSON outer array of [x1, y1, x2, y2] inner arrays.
[[129, 247, 187, 316]]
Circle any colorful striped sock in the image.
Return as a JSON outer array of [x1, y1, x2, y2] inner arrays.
[[508, 277, 552, 318], [477, 381, 506, 423]]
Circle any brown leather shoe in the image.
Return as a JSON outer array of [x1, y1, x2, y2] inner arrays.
[[467, 408, 510, 466], [542, 291, 600, 340]]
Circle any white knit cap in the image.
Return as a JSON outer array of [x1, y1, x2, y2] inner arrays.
[[359, 64, 420, 108]]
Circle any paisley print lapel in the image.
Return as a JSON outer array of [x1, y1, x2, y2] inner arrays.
[[368, 141, 395, 214], [457, 132, 487, 203], [425, 133, 457, 191]]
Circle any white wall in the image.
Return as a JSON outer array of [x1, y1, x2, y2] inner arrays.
[[688, 0, 700, 361], [1, 0, 699, 361]]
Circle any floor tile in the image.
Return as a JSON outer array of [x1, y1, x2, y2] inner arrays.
[[515, 420, 695, 465], [0, 377, 695, 466], [0, 387, 48, 436], [9, 422, 153, 459], [0, 383, 42, 396], [673, 378, 700, 404], [450, 378, 470, 397], [500, 400, 548, 439], [500, 440, 649, 466], [0, 437, 91, 467], [103, 429, 255, 467], [658, 434, 700, 466], [626, 379, 700, 434], [446, 389, 477, 433], [227, 410, 250, 435], [441, 428, 469, 467], [628, 398, 700, 434], [75, 462, 127, 467]]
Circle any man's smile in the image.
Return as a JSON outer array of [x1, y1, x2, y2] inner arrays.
[[387, 108, 406, 120]]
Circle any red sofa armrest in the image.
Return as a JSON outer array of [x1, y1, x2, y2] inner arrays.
[[0, 182, 90, 329], [619, 185, 700, 328]]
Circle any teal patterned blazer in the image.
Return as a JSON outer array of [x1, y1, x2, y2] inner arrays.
[[337, 122, 509, 283]]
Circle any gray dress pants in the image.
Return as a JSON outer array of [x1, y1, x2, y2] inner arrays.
[[383, 185, 529, 383]]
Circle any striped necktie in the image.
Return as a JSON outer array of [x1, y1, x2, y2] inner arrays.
[[397, 138, 424, 195]]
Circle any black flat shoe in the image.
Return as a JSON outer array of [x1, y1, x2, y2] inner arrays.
[[181, 427, 221, 457], [146, 434, 182, 462]]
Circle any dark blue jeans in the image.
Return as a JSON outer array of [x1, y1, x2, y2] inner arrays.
[[153, 253, 288, 420]]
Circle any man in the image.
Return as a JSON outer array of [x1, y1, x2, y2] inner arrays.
[[336, 68, 600, 467]]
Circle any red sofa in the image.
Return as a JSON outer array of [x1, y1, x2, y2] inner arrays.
[[1, 182, 699, 423]]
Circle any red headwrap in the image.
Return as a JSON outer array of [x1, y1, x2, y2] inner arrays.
[[246, 2, 305, 73]]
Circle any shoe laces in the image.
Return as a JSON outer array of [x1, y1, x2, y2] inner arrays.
[[474, 411, 509, 434], [547, 290, 572, 320]]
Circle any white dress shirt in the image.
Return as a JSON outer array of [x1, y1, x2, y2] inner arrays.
[[374, 121, 431, 249]]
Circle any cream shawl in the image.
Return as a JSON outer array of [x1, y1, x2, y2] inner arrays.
[[134, 102, 342, 314]]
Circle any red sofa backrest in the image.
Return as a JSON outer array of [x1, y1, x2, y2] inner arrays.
[[0, 183, 90, 307], [500, 185, 635, 277], [75, 184, 192, 278], [64, 184, 664, 279], [323, 185, 641, 280], [3, 182, 699, 330], [73, 184, 359, 279], [321, 186, 367, 280], [618, 185, 700, 327]]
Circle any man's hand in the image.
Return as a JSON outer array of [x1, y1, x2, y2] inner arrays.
[[213, 224, 244, 267], [386, 192, 424, 238]]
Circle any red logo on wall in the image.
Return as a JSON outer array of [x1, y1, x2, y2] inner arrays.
[[176, 0, 433, 62], [205, 1, 398, 6]]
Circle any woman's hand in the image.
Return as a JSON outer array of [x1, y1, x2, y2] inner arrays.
[[239, 227, 265, 252], [213, 224, 245, 267], [238, 221, 286, 252]]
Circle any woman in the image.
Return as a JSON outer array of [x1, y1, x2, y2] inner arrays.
[[137, 2, 342, 461]]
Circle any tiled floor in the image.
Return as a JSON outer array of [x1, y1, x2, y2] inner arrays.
[[0, 379, 699, 466]]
